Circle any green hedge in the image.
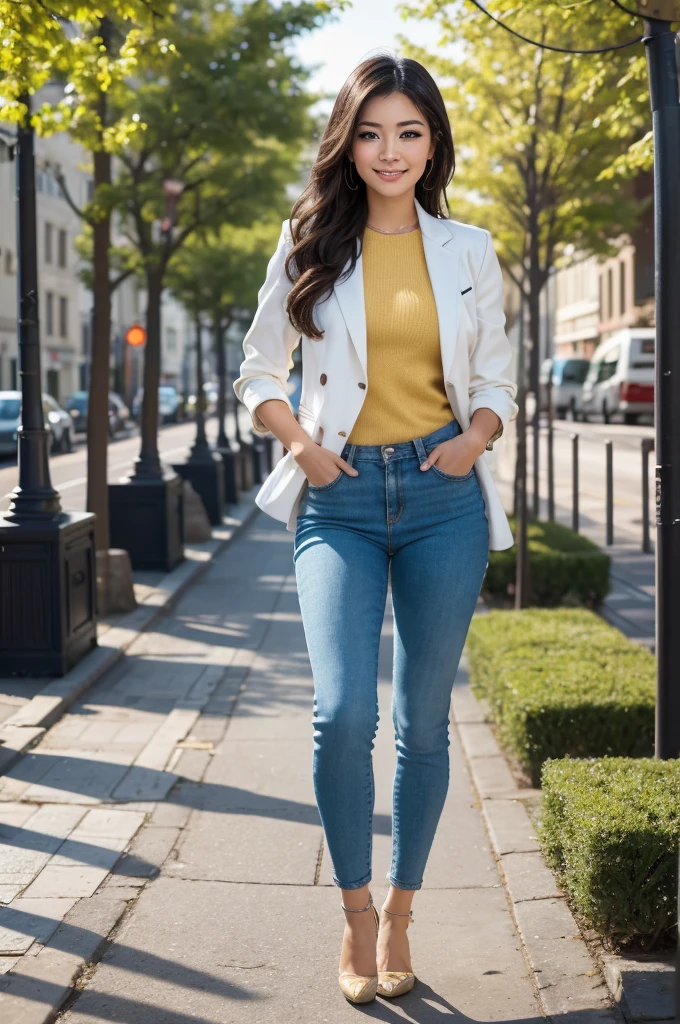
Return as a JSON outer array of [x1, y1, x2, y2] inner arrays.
[[539, 757, 680, 948], [483, 518, 610, 606], [466, 608, 655, 785]]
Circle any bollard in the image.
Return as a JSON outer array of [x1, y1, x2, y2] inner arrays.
[[547, 411, 555, 522], [642, 438, 654, 554], [605, 439, 614, 546], [571, 433, 579, 533]]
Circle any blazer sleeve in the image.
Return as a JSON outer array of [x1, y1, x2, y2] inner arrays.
[[468, 230, 519, 438], [232, 219, 302, 435]]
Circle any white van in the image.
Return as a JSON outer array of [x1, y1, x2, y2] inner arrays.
[[580, 328, 655, 425]]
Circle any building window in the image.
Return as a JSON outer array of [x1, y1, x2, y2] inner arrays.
[[166, 327, 177, 352], [45, 222, 53, 264], [59, 296, 68, 338], [607, 267, 614, 320], [81, 320, 90, 356], [45, 292, 54, 336], [598, 274, 603, 320], [58, 229, 67, 269], [620, 260, 626, 315]]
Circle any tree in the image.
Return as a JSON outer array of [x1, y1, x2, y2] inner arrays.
[[103, 0, 330, 481], [401, 0, 652, 603], [166, 219, 284, 448], [0, 0, 173, 569]]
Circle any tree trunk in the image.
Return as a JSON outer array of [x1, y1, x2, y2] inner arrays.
[[214, 315, 229, 449], [87, 17, 113, 549], [133, 268, 163, 477]]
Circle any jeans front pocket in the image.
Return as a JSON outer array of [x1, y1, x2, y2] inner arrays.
[[307, 470, 345, 492], [430, 463, 475, 482]]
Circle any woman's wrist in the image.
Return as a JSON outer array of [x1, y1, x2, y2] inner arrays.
[[463, 425, 490, 456]]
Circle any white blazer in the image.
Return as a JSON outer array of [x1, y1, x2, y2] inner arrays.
[[233, 197, 519, 550]]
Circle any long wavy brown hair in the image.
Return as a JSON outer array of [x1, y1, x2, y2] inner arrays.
[[285, 53, 455, 340]]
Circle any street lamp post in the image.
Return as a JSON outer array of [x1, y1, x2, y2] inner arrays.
[[638, 5, 680, 757], [0, 100, 97, 676], [108, 179, 184, 570], [172, 314, 226, 525], [213, 319, 240, 504]]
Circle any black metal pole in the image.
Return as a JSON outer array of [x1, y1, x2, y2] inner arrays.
[[644, 17, 680, 758], [5, 95, 61, 521], [571, 433, 579, 534], [642, 438, 653, 554], [515, 291, 529, 609], [188, 314, 211, 462], [215, 319, 230, 450], [605, 440, 614, 546]]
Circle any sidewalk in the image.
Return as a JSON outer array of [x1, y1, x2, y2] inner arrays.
[[0, 510, 610, 1023]]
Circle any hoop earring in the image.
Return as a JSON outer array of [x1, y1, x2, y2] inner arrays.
[[344, 160, 358, 191], [422, 159, 436, 191]]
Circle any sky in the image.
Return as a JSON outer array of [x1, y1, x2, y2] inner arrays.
[[291, 1, 458, 112]]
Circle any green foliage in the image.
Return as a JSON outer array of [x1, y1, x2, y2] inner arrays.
[[466, 608, 655, 785], [399, 0, 652, 282], [539, 757, 680, 949], [166, 219, 283, 321], [483, 517, 611, 606]]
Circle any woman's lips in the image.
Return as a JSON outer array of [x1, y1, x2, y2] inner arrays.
[[374, 169, 407, 180]]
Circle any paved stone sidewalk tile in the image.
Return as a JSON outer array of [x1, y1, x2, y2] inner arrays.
[[112, 825, 180, 879], [500, 851, 565, 904], [20, 750, 133, 805], [20, 864, 113, 900], [483, 799, 542, 855], [0, 893, 128, 1022], [0, 897, 78, 955], [165, 809, 322, 886], [110, 765, 179, 803], [66, 808, 146, 841]]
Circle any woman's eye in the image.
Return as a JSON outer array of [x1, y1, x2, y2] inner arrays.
[[358, 131, 378, 140]]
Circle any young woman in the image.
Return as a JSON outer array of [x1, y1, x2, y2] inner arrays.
[[234, 53, 517, 1004]]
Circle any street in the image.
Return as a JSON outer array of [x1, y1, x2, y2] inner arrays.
[[0, 411, 252, 517]]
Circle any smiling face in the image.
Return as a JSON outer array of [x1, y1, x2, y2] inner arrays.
[[350, 91, 436, 201]]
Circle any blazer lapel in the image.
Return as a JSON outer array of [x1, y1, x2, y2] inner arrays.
[[333, 239, 367, 377], [415, 198, 463, 383], [332, 199, 463, 382]]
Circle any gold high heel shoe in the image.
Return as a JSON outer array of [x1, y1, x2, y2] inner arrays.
[[377, 906, 416, 998], [338, 892, 380, 1004]]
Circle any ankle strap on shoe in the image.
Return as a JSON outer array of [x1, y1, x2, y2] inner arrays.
[[382, 907, 414, 922], [341, 892, 374, 913]]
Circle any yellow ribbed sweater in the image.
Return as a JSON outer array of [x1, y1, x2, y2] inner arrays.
[[347, 225, 453, 445]]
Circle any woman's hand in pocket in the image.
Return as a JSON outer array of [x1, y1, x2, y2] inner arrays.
[[291, 435, 358, 487], [419, 431, 485, 476]]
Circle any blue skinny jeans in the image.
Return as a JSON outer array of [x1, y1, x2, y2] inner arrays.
[[293, 417, 490, 891]]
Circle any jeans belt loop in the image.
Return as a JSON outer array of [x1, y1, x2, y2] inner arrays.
[[412, 435, 427, 466]]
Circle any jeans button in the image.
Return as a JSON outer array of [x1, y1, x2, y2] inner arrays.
[[384, 446, 394, 454]]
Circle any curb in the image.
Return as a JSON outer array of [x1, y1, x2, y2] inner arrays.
[[453, 638, 621, 1024], [0, 492, 261, 778]]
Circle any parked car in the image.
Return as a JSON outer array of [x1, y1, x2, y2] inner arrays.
[[580, 328, 655, 425], [0, 391, 73, 456], [132, 385, 180, 423], [0, 393, 22, 457], [108, 392, 131, 434], [539, 357, 590, 419], [43, 394, 74, 452], [64, 391, 131, 438]]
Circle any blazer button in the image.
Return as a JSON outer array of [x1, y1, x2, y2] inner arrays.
[[320, 373, 327, 385], [358, 382, 366, 389]]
